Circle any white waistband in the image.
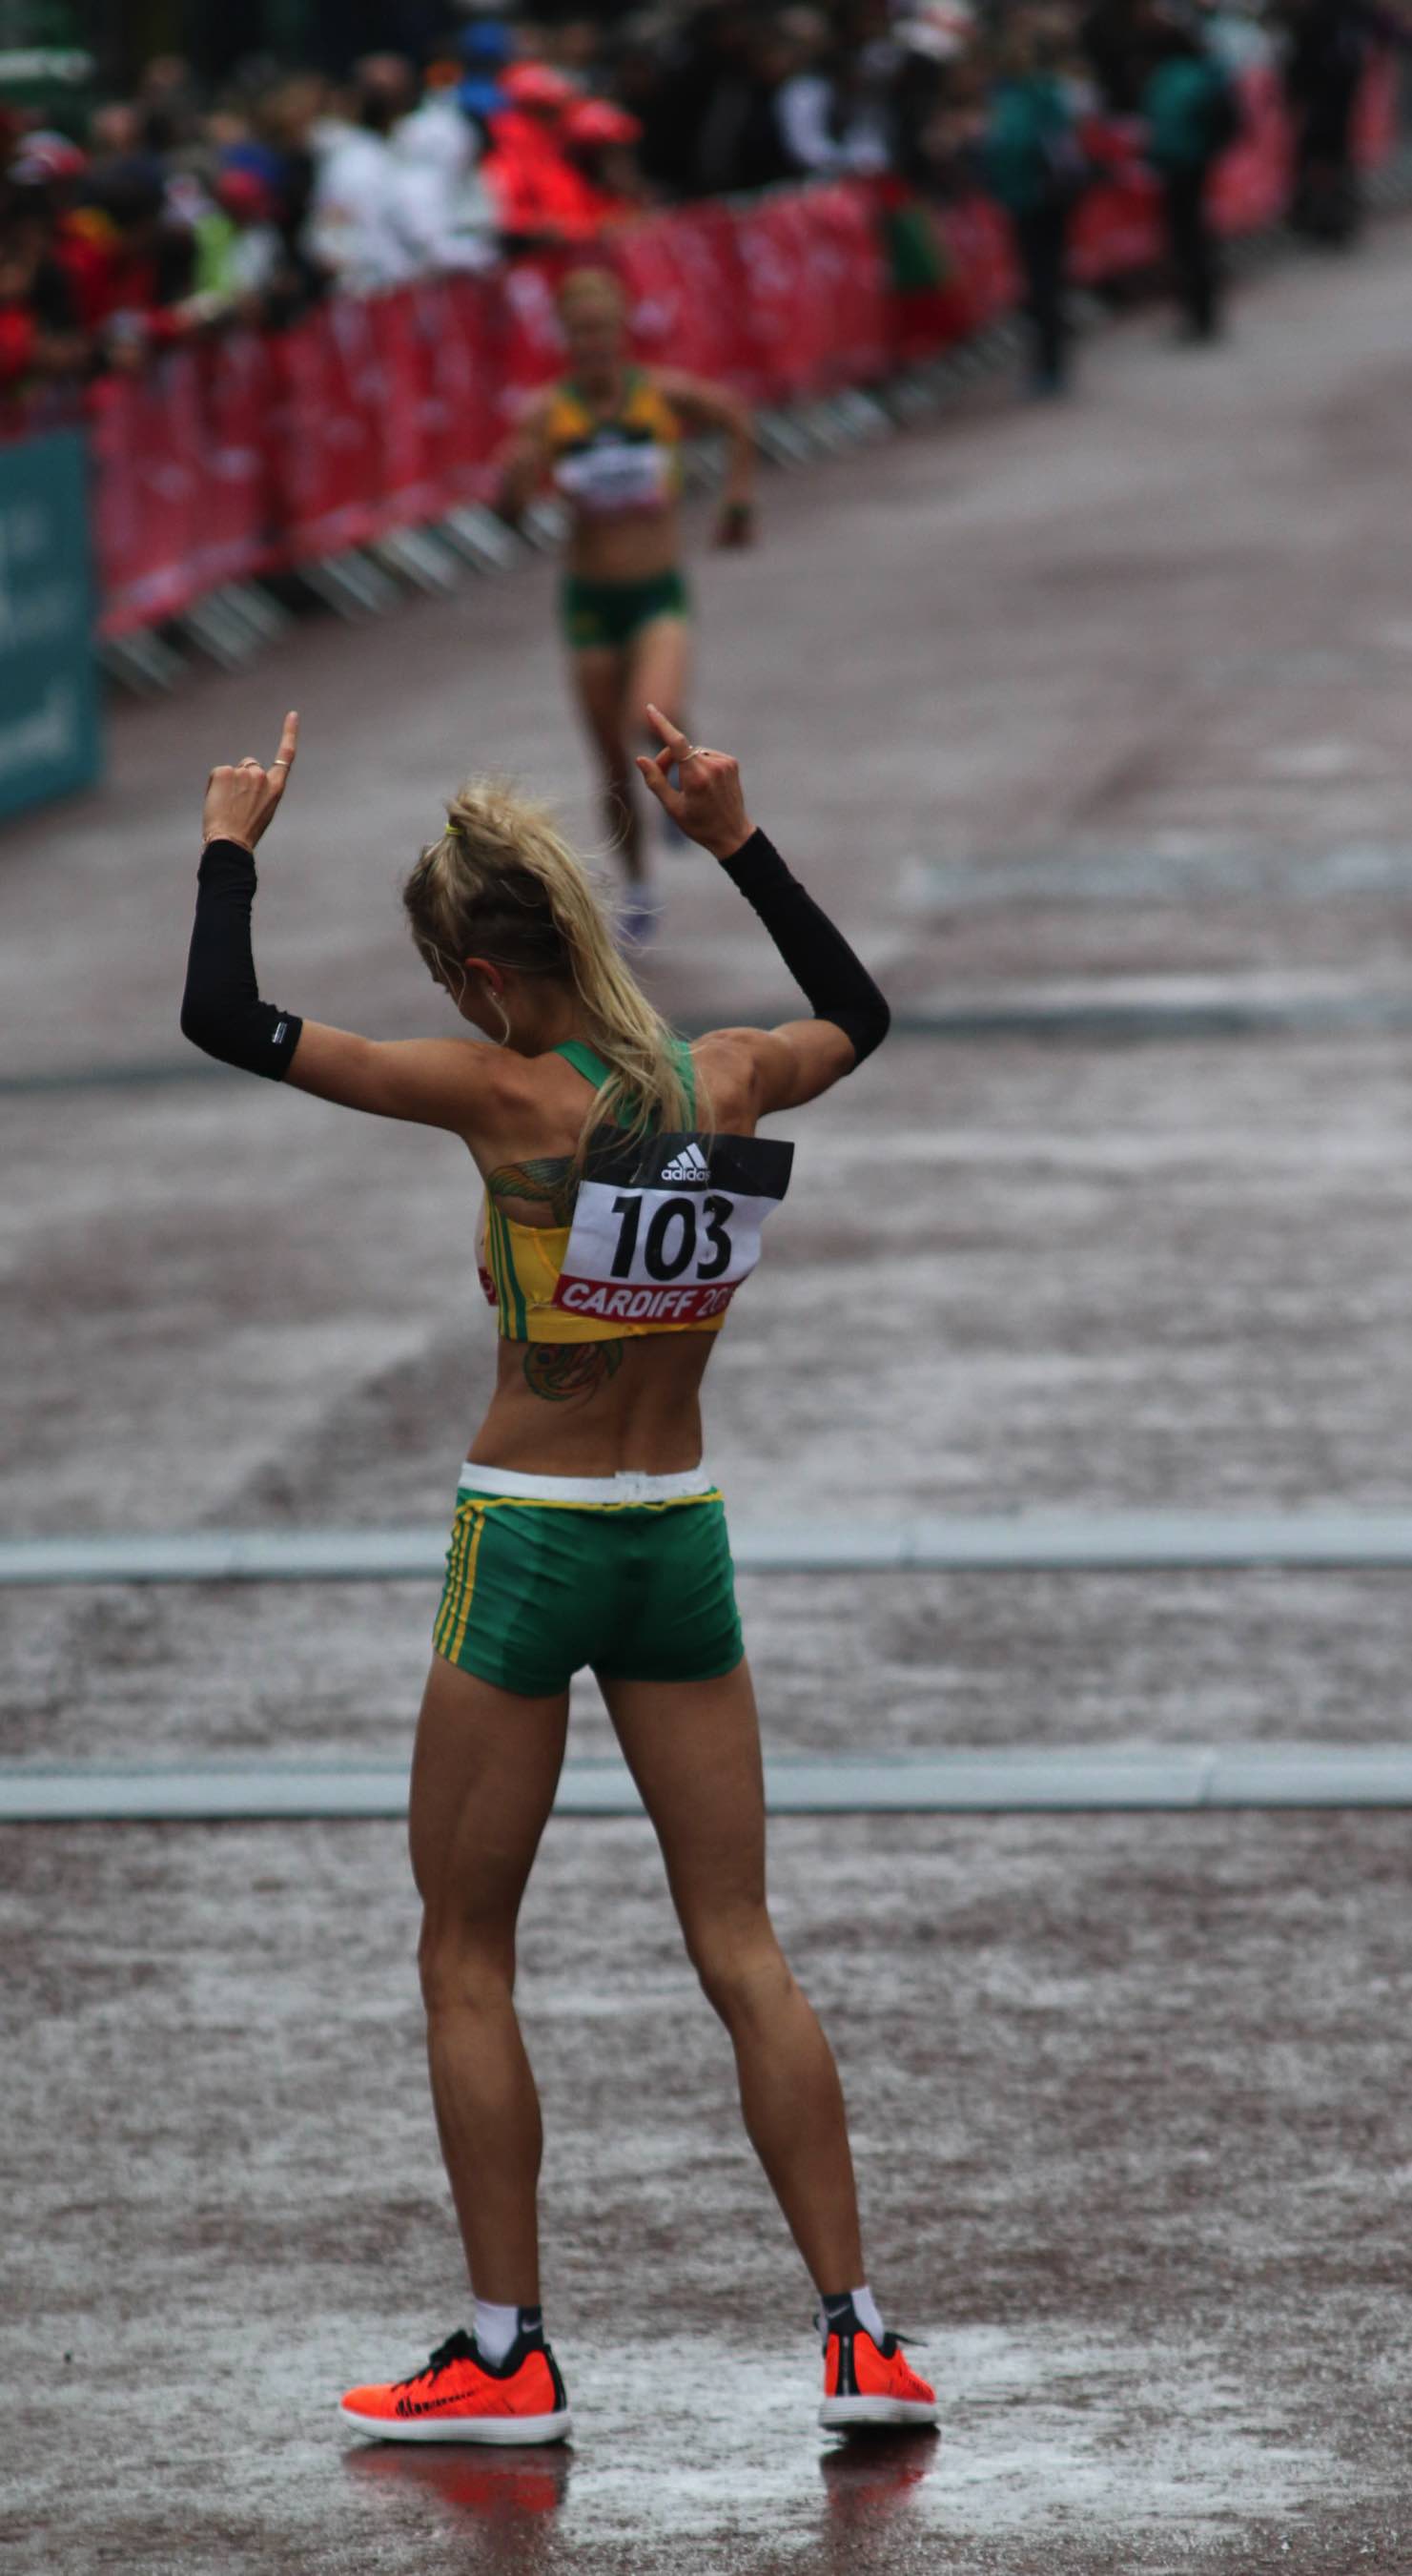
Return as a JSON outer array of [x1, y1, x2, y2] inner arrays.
[[458, 1461, 718, 1506]]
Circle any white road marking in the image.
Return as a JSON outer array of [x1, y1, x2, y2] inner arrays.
[[4, 1745, 1412, 1822], [10, 1512, 1412, 1585]]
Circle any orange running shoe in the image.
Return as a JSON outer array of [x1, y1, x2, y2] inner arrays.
[[818, 2299, 940, 2433], [340, 2324, 571, 2446]]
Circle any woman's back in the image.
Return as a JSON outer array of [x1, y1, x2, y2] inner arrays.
[[464, 1027, 767, 1478]]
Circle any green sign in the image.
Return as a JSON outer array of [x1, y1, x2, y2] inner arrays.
[[0, 427, 103, 824]]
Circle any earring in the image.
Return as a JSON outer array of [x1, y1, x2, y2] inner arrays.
[[489, 991, 512, 1049]]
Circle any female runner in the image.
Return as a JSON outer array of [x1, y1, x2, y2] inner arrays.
[[496, 266, 756, 948], [181, 706, 938, 2445]]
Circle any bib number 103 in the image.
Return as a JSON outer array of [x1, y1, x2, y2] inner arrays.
[[610, 1191, 733, 1284]]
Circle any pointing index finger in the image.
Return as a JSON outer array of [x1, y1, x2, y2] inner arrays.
[[645, 703, 687, 758], [270, 710, 299, 780]]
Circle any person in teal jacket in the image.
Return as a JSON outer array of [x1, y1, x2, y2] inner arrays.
[[1142, 17, 1241, 341], [983, 16, 1087, 394]]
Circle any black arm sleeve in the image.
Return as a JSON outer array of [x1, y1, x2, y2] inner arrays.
[[718, 828, 890, 1067], [179, 839, 304, 1080]]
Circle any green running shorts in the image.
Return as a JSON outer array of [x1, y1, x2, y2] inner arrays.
[[434, 1466, 743, 1697], [561, 567, 690, 653]]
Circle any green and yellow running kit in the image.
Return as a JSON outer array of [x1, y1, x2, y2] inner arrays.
[[476, 1040, 792, 1344], [546, 369, 684, 520], [545, 371, 690, 654], [440, 1035, 791, 1695], [436, 1464, 743, 1697], [179, 826, 890, 1703]]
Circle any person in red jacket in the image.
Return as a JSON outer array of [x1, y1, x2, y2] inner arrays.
[[62, 157, 196, 368], [0, 163, 89, 398], [562, 97, 650, 227], [480, 62, 601, 245]]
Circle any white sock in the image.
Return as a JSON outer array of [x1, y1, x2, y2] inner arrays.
[[820, 2283, 887, 2347], [473, 2298, 522, 2366], [850, 2284, 887, 2344]]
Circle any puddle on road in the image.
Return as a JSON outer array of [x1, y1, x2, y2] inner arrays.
[[334, 2325, 1327, 2571]]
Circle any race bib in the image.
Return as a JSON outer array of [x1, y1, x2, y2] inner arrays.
[[553, 1130, 793, 1327], [554, 437, 674, 516]]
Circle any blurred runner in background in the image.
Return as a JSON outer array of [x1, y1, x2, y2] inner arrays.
[[496, 266, 756, 948]]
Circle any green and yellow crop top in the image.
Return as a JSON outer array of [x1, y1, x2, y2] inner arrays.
[[545, 371, 685, 521], [478, 1039, 793, 1345]]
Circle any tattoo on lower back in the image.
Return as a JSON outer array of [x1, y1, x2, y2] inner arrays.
[[523, 1341, 624, 1403]]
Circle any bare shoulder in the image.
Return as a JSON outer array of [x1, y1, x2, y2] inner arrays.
[[694, 1018, 855, 1120], [649, 365, 727, 419], [287, 1023, 501, 1132], [692, 1026, 777, 1129], [500, 386, 557, 459], [648, 364, 703, 402], [520, 385, 561, 436]]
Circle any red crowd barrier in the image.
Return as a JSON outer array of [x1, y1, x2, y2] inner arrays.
[[69, 57, 1399, 638]]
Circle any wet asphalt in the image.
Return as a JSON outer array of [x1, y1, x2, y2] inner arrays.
[[6, 222, 1412, 2568]]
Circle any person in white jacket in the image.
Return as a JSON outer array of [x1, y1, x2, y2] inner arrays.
[[307, 57, 420, 294], [389, 72, 500, 276]]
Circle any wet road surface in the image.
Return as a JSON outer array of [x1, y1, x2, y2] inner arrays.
[[7, 223, 1412, 2568]]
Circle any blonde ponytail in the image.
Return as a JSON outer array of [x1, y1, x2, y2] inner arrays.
[[402, 780, 698, 1161]]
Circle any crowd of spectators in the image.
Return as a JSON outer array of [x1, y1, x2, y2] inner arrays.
[[0, 1, 1402, 401]]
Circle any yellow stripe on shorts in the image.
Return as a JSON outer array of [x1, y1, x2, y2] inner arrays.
[[448, 1507, 486, 1664], [435, 1504, 475, 1658]]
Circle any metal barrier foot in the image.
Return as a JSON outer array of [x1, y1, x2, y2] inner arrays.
[[179, 594, 264, 670], [98, 629, 187, 694], [369, 526, 463, 594], [522, 499, 570, 549], [437, 506, 520, 571], [297, 552, 402, 618]]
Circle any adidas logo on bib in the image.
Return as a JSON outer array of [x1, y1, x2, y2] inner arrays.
[[660, 1143, 711, 1185]]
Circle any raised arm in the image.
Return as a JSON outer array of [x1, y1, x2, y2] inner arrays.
[[180, 713, 492, 1133], [636, 707, 889, 1116], [493, 393, 556, 529], [653, 367, 756, 549]]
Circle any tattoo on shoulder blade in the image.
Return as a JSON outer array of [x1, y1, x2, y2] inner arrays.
[[523, 1341, 624, 1403], [488, 1155, 578, 1226]]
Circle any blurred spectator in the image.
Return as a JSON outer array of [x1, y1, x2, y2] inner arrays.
[[562, 98, 650, 225], [773, 6, 892, 174], [307, 54, 420, 292], [983, 8, 1087, 394], [192, 170, 287, 318], [245, 75, 332, 324], [0, 163, 87, 397], [627, 5, 799, 200], [1141, 5, 1242, 340], [0, 0, 1397, 412], [64, 156, 198, 366], [695, 11, 808, 194], [135, 55, 204, 161], [480, 62, 601, 243], [88, 102, 144, 160], [390, 54, 499, 271], [1081, 0, 1147, 110], [1281, 0, 1374, 244]]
